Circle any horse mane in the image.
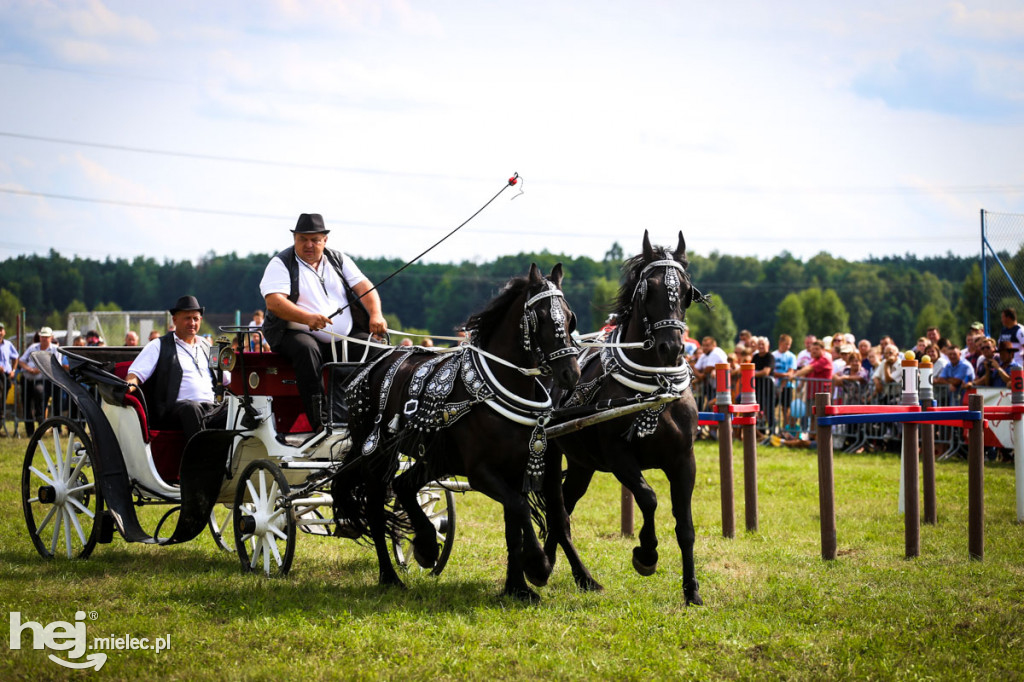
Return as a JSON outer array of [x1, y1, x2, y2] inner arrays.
[[462, 276, 530, 347], [610, 245, 691, 328]]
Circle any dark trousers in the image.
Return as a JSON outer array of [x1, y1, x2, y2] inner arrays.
[[169, 400, 228, 445], [277, 330, 352, 431], [21, 377, 47, 436], [0, 372, 9, 421]]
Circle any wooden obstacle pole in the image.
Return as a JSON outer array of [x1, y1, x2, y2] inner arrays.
[[738, 363, 759, 532], [621, 486, 634, 537], [968, 392, 985, 560], [918, 357, 937, 525], [815, 392, 837, 560], [900, 354, 920, 558], [1013, 369, 1024, 524], [716, 363, 736, 539]]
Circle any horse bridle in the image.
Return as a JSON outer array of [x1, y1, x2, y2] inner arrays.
[[631, 259, 692, 343], [520, 281, 580, 372]]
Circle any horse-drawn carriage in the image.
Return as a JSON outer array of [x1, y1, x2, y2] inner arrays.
[[20, 331, 459, 577], [21, 243, 707, 603]]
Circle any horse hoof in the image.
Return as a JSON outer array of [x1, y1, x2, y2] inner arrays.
[[413, 544, 437, 569], [575, 575, 604, 592], [632, 547, 657, 576], [379, 574, 407, 590], [502, 586, 541, 603], [685, 591, 703, 607]]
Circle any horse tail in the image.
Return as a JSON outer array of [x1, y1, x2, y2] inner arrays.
[[527, 490, 548, 540], [330, 467, 372, 542]]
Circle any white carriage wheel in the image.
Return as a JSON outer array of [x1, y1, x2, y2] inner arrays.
[[209, 505, 236, 553], [22, 417, 104, 560], [233, 460, 296, 576], [391, 485, 456, 576]]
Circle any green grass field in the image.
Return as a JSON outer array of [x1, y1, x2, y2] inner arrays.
[[1, 428, 1022, 681]]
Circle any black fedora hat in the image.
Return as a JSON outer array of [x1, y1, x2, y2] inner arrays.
[[169, 295, 205, 315], [292, 213, 330, 235]]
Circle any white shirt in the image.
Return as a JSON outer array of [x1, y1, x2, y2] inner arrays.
[[795, 348, 812, 369], [259, 252, 367, 343], [694, 346, 729, 388], [128, 337, 218, 403], [19, 342, 61, 380]]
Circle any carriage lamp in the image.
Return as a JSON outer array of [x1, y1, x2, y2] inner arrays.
[[219, 345, 237, 372]]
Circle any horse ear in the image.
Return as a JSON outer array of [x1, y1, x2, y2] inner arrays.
[[528, 262, 542, 285], [549, 263, 564, 288], [674, 231, 687, 261], [642, 229, 655, 261]]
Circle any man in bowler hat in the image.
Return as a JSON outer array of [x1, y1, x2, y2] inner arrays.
[[259, 213, 387, 431], [125, 295, 227, 443]]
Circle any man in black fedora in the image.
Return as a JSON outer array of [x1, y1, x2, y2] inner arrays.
[[125, 295, 227, 443], [259, 213, 387, 432]]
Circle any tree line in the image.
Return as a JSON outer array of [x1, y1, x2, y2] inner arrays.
[[0, 244, 1019, 350]]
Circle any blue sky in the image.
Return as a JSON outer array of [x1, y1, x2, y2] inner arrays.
[[1, 0, 1022, 266]]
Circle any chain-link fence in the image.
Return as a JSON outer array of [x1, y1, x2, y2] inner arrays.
[[981, 209, 1024, 333]]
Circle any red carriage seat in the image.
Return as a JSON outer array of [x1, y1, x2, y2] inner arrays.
[[227, 351, 311, 433], [113, 362, 186, 484]]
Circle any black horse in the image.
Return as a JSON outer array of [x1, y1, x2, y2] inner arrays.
[[544, 231, 706, 605], [335, 263, 581, 600]]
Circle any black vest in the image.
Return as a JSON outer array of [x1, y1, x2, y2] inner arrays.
[[262, 247, 370, 350], [145, 332, 214, 428]]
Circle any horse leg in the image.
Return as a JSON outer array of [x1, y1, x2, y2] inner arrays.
[[472, 471, 546, 602], [392, 460, 440, 569], [666, 457, 702, 606], [543, 452, 602, 591], [543, 462, 593, 561], [613, 466, 660, 576], [366, 476, 405, 589]]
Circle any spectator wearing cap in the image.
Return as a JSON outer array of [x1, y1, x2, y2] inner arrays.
[[998, 307, 1024, 366], [0, 322, 18, 425], [125, 296, 228, 444], [18, 327, 61, 437], [259, 213, 388, 432], [962, 324, 985, 369]]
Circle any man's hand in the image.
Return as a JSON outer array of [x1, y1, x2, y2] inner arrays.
[[369, 313, 388, 337], [306, 312, 332, 332]]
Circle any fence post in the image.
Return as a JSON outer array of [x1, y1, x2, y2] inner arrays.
[[968, 393, 984, 560], [815, 392, 837, 560], [716, 363, 735, 539]]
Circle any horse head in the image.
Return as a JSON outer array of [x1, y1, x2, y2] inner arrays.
[[523, 263, 581, 391], [624, 230, 698, 367]]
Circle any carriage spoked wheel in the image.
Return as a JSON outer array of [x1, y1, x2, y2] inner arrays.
[[208, 505, 236, 553], [22, 417, 104, 560], [391, 485, 456, 576], [233, 460, 295, 576]]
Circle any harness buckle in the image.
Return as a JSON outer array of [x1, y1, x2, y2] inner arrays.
[[403, 399, 419, 416]]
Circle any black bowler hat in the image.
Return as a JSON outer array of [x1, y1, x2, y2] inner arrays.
[[292, 213, 330, 235], [169, 295, 205, 315]]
